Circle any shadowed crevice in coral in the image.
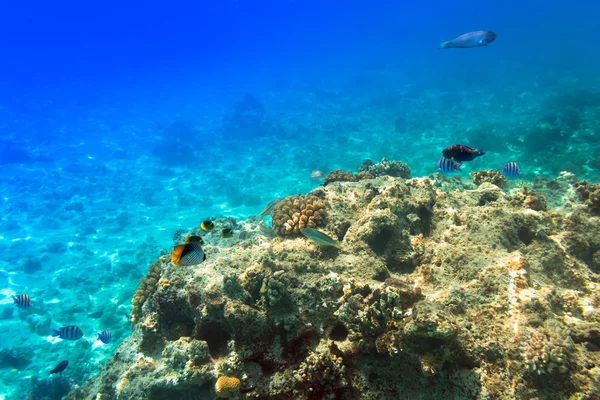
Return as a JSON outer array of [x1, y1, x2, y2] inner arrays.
[[518, 226, 534, 246], [417, 205, 433, 237], [385, 255, 415, 274], [336, 221, 351, 241], [369, 227, 393, 256], [165, 317, 195, 341], [329, 322, 349, 341], [149, 383, 211, 400], [284, 329, 319, 364], [194, 322, 231, 358]]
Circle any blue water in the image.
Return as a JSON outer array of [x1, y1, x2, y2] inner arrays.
[[1, 1, 599, 398]]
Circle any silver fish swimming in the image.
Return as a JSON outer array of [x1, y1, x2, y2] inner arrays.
[[258, 223, 279, 238], [258, 197, 284, 219], [440, 30, 497, 49], [53, 325, 84, 340], [300, 228, 341, 248]]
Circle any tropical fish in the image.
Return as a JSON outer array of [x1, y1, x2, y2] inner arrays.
[[442, 144, 485, 162], [185, 235, 204, 245], [311, 170, 324, 181], [221, 228, 234, 238], [258, 223, 279, 238], [437, 157, 461, 173], [258, 197, 284, 219], [13, 294, 32, 308], [440, 30, 497, 49], [300, 228, 341, 248], [52, 326, 84, 340], [501, 162, 521, 178], [171, 243, 206, 266], [50, 360, 68, 374], [88, 310, 103, 319], [200, 219, 215, 231], [97, 330, 112, 344]]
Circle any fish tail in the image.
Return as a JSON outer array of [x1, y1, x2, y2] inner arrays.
[[439, 41, 451, 49], [52, 329, 60, 337]]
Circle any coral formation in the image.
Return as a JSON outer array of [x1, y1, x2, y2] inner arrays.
[[131, 260, 161, 323], [323, 169, 374, 186], [470, 169, 507, 188], [575, 180, 600, 215], [522, 320, 574, 375], [271, 194, 326, 235], [68, 162, 600, 400], [215, 375, 241, 398], [358, 157, 411, 179]]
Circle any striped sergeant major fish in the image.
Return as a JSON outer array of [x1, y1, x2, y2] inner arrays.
[[52, 325, 84, 340], [13, 294, 33, 308], [501, 162, 521, 178], [97, 330, 112, 344], [437, 157, 461, 173]]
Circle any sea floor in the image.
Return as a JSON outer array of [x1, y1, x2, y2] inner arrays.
[[1, 74, 599, 399]]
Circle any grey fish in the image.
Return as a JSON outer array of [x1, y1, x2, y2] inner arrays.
[[300, 228, 341, 248], [13, 294, 32, 308], [53, 326, 83, 340], [258, 197, 284, 219], [258, 223, 279, 238], [440, 30, 497, 49], [50, 360, 68, 374]]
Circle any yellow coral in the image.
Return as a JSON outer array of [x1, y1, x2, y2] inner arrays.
[[271, 195, 326, 235], [215, 375, 241, 398], [131, 260, 162, 323]]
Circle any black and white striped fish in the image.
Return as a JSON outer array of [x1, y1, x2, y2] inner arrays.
[[97, 330, 112, 344], [501, 162, 521, 178], [437, 157, 462, 173], [52, 326, 84, 340], [171, 243, 206, 266], [13, 294, 33, 308]]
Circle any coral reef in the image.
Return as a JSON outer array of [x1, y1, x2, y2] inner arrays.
[[68, 165, 600, 400], [130, 260, 162, 323], [470, 169, 507, 188], [215, 375, 241, 398], [271, 194, 327, 235], [575, 180, 600, 215], [323, 169, 374, 186], [358, 157, 411, 179], [26, 376, 77, 400]]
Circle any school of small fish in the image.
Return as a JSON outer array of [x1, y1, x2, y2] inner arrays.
[[12, 294, 113, 375]]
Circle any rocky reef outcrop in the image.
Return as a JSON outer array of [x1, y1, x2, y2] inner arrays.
[[67, 169, 600, 400]]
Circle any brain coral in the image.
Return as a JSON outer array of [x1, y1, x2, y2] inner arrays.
[[271, 195, 326, 235], [215, 375, 241, 398]]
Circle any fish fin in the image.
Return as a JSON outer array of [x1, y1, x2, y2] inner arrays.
[[52, 329, 60, 337]]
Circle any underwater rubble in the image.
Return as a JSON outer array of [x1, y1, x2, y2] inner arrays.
[[67, 165, 600, 400]]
